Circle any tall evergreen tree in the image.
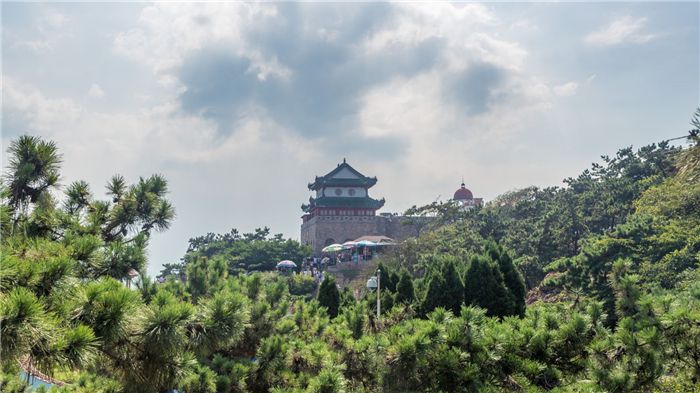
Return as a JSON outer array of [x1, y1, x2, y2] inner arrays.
[[463, 254, 512, 317], [395, 269, 415, 305], [421, 257, 464, 315], [318, 276, 340, 318], [377, 262, 397, 293], [487, 242, 526, 316]]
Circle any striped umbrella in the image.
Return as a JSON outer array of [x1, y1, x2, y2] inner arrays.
[[276, 260, 297, 269], [322, 243, 343, 253]]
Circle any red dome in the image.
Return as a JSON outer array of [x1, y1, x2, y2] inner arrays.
[[454, 183, 473, 200]]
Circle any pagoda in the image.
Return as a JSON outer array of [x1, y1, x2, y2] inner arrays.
[[301, 159, 385, 223]]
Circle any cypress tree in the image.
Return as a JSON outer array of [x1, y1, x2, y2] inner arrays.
[[318, 276, 341, 318], [421, 257, 464, 315], [489, 242, 526, 316], [395, 269, 415, 305], [463, 254, 511, 317], [377, 263, 397, 292]]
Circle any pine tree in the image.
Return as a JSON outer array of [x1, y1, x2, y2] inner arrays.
[[318, 276, 340, 318], [395, 269, 415, 305]]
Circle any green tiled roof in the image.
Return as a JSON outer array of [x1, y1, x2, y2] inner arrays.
[[302, 196, 385, 212], [308, 161, 377, 190], [308, 177, 377, 189]]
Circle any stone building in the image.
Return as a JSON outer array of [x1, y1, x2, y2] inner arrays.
[[453, 181, 483, 209], [300, 160, 429, 255]]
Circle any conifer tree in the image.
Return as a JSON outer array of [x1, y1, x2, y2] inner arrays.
[[395, 269, 415, 305], [421, 257, 464, 315], [463, 254, 511, 317], [488, 242, 526, 316], [377, 262, 397, 293], [318, 276, 340, 318]]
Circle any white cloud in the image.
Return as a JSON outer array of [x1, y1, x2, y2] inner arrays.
[[13, 11, 69, 52], [358, 72, 451, 140], [585, 16, 656, 46], [361, 3, 527, 72], [553, 82, 578, 97], [113, 3, 287, 81], [88, 83, 105, 99]]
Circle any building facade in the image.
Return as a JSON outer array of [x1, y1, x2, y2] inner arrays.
[[453, 181, 483, 209], [300, 160, 428, 255]]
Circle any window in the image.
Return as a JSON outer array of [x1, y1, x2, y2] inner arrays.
[[348, 188, 356, 196], [335, 188, 342, 196]]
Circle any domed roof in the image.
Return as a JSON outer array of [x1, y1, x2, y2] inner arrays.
[[453, 182, 473, 200]]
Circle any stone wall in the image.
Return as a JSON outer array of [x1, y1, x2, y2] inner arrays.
[[301, 215, 434, 255]]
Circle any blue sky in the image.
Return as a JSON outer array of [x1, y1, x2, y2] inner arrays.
[[2, 2, 698, 276]]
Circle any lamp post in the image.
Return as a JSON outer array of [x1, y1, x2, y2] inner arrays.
[[366, 268, 381, 319], [377, 268, 381, 318]]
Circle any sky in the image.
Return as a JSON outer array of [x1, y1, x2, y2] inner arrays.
[[2, 2, 698, 277]]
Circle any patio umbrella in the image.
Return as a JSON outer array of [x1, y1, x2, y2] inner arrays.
[[342, 241, 356, 249], [322, 243, 343, 253], [276, 260, 297, 269], [355, 240, 377, 247]]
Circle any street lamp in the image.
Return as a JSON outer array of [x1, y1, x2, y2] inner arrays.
[[366, 268, 381, 318]]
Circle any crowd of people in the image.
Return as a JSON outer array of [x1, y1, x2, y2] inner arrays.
[[300, 256, 329, 283]]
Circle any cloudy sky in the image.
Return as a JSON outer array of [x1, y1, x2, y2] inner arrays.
[[2, 2, 698, 276]]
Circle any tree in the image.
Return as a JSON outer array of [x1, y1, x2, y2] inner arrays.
[[318, 276, 340, 318], [3, 135, 62, 221], [395, 269, 415, 305], [421, 257, 464, 315], [463, 254, 511, 317], [487, 242, 526, 316], [182, 227, 311, 274]]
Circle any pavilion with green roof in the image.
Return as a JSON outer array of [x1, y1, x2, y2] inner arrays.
[[301, 159, 385, 223]]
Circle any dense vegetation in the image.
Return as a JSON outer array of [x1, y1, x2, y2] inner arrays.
[[163, 228, 311, 278], [1, 110, 699, 392]]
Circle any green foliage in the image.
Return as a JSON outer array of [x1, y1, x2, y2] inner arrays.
[[181, 227, 311, 275], [288, 274, 318, 298], [463, 254, 511, 318], [3, 122, 700, 393], [394, 269, 415, 305], [318, 276, 341, 318], [420, 256, 464, 316], [394, 141, 680, 292], [306, 367, 347, 393], [487, 241, 527, 316], [4, 135, 62, 216]]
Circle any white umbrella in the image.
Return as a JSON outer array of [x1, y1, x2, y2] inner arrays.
[[322, 243, 343, 252]]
